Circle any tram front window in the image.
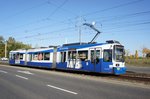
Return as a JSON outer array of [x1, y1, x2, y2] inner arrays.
[[114, 45, 125, 62], [103, 49, 112, 62]]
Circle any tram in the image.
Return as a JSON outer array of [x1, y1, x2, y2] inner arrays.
[[9, 40, 126, 75]]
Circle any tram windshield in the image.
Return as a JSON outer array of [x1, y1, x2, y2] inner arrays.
[[114, 45, 125, 62]]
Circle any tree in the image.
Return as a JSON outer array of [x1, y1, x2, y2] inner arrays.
[[7, 37, 16, 52], [129, 55, 134, 59], [125, 49, 130, 58], [0, 36, 4, 43], [0, 36, 5, 57], [7, 38, 31, 55], [142, 47, 150, 57], [146, 53, 150, 58], [0, 36, 32, 57], [135, 50, 138, 59]]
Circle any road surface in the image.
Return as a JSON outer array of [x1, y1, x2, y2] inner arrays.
[[127, 66, 150, 74], [0, 65, 150, 99]]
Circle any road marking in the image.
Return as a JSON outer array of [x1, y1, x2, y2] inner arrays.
[[0, 70, 8, 73], [17, 70, 34, 75], [16, 75, 28, 80], [47, 84, 78, 95]]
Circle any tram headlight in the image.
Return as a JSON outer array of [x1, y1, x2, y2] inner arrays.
[[116, 64, 120, 66]]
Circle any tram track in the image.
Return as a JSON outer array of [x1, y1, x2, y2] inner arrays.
[[56, 69, 150, 84], [113, 71, 150, 84]]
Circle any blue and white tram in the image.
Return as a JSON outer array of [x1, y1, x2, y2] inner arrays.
[[9, 40, 126, 75], [9, 49, 26, 65], [9, 47, 55, 68]]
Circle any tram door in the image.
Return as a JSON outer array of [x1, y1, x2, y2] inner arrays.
[[52, 47, 57, 69], [15, 53, 20, 64], [67, 49, 77, 69], [90, 48, 101, 72]]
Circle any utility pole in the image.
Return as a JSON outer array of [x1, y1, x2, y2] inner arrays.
[[5, 41, 7, 58], [78, 25, 81, 45], [76, 16, 85, 45]]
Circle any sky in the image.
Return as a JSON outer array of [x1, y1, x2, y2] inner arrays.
[[0, 0, 150, 55]]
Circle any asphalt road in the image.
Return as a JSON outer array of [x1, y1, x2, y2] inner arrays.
[[127, 66, 150, 74], [0, 65, 150, 99]]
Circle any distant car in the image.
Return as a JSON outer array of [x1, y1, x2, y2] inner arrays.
[[1, 57, 8, 61]]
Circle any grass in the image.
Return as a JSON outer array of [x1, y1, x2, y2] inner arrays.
[[125, 58, 150, 67]]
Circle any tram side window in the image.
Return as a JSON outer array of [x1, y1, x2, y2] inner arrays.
[[91, 50, 100, 63], [9, 53, 11, 59], [38, 53, 43, 60], [10, 53, 15, 59], [103, 49, 112, 62], [91, 50, 94, 63], [33, 53, 38, 60], [32, 52, 50, 61], [15, 53, 19, 60], [43, 52, 50, 60], [68, 51, 76, 59], [96, 50, 100, 63], [78, 51, 88, 61], [61, 52, 66, 62], [20, 54, 23, 60], [13, 54, 15, 59]]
